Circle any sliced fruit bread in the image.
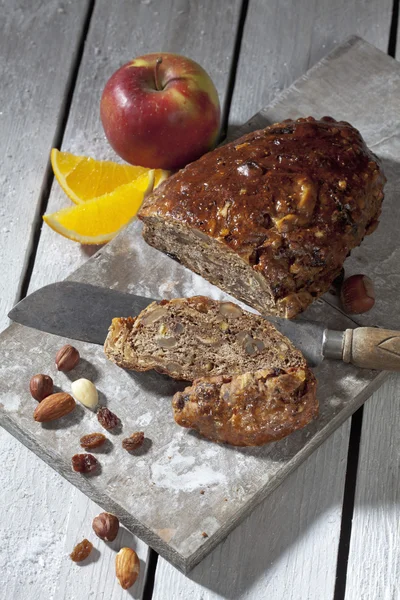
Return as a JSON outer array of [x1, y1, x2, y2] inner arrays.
[[104, 296, 318, 445]]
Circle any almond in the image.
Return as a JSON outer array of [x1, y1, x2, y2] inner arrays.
[[33, 392, 75, 422], [115, 547, 140, 590]]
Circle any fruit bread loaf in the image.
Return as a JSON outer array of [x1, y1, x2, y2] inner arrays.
[[104, 296, 318, 445], [138, 117, 385, 318]]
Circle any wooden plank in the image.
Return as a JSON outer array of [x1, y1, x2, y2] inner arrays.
[[153, 425, 350, 600], [52, 489, 149, 599], [0, 2, 91, 599], [153, 0, 394, 594], [344, 374, 400, 600], [345, 37, 400, 600], [0, 0, 91, 330], [28, 0, 243, 294], [229, 0, 392, 127], [2, 0, 242, 597]]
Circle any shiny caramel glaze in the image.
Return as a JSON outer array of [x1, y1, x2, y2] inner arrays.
[[172, 366, 318, 446], [139, 117, 385, 318]]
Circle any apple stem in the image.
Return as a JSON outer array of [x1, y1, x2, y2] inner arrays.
[[154, 57, 163, 91]]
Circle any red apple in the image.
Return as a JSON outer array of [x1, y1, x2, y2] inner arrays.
[[100, 53, 221, 170]]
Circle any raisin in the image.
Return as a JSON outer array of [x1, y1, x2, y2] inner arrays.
[[97, 406, 119, 431], [70, 538, 93, 562], [72, 453, 99, 473], [80, 433, 106, 449], [122, 432, 145, 452]]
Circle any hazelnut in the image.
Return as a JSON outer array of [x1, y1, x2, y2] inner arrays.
[[29, 374, 53, 401], [340, 274, 375, 314], [55, 344, 80, 372], [92, 512, 120, 541]]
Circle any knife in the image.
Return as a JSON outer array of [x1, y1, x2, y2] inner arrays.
[[8, 281, 400, 370]]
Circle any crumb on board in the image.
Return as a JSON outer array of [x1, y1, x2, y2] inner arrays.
[[201, 532, 208, 538], [200, 490, 205, 495]]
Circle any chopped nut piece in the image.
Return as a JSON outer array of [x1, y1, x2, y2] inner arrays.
[[122, 432, 145, 451], [80, 433, 106, 449], [72, 453, 99, 473], [92, 512, 119, 541], [70, 539, 93, 562], [219, 302, 243, 319], [97, 406, 119, 431], [141, 306, 168, 325], [158, 323, 168, 336], [156, 335, 177, 348]]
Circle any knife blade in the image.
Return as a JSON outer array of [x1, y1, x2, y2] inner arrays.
[[8, 281, 400, 370]]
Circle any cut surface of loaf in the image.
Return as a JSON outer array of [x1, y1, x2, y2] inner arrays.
[[138, 116, 385, 318], [104, 296, 318, 445], [104, 296, 306, 380], [173, 366, 317, 446]]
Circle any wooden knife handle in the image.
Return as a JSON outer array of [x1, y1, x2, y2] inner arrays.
[[342, 327, 400, 371]]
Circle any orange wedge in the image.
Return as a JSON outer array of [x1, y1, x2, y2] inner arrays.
[[51, 149, 168, 204], [43, 170, 154, 244]]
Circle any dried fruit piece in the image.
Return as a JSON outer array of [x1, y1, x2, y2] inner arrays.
[[122, 432, 145, 451], [71, 378, 99, 410], [29, 374, 54, 402], [72, 453, 99, 473], [55, 344, 80, 372], [340, 274, 375, 314], [97, 406, 119, 431], [33, 392, 75, 422], [92, 512, 120, 541], [115, 547, 140, 590], [80, 433, 106, 450], [70, 538, 93, 562]]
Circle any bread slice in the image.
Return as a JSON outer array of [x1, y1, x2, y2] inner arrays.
[[104, 296, 306, 380], [104, 296, 318, 446], [173, 366, 317, 446]]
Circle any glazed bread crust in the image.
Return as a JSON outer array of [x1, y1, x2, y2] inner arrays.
[[139, 117, 385, 318], [172, 366, 317, 446]]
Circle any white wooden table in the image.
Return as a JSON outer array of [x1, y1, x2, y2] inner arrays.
[[1, 1, 399, 599]]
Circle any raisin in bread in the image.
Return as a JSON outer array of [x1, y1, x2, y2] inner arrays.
[[104, 296, 318, 445], [138, 117, 385, 318]]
